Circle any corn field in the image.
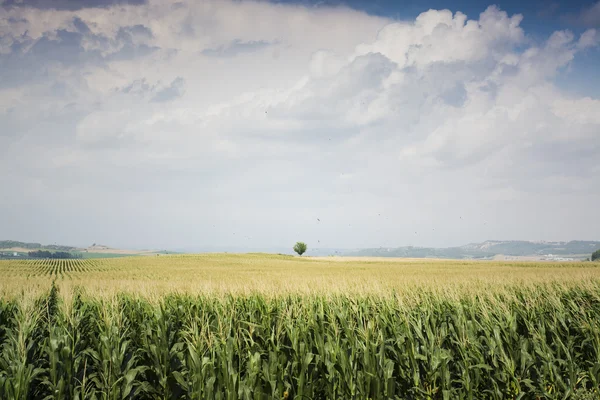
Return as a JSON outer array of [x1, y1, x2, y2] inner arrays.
[[2, 282, 600, 399], [3, 254, 600, 298]]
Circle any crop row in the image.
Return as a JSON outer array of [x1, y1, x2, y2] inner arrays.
[[0, 259, 107, 276], [1, 284, 600, 399]]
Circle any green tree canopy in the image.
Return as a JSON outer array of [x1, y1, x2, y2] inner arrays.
[[294, 242, 307, 256], [592, 249, 600, 262]]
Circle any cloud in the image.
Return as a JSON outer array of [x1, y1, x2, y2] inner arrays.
[[563, 1, 600, 28], [0, 0, 599, 249], [0, 0, 146, 11], [582, 1, 600, 26], [151, 77, 185, 102], [201, 39, 274, 57], [579, 1, 600, 28], [0, 11, 159, 88], [354, 7, 524, 68]]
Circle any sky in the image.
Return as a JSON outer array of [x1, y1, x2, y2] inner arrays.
[[0, 0, 599, 251]]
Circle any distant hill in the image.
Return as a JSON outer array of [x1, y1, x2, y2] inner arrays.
[[345, 240, 600, 260], [0, 240, 169, 258], [0, 240, 78, 252], [460, 240, 600, 256]]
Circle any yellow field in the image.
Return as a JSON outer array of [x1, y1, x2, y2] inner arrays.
[[1, 253, 598, 298]]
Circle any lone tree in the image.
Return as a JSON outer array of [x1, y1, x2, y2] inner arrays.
[[592, 249, 600, 262], [294, 242, 307, 256]]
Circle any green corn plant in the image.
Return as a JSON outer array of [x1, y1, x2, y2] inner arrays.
[[85, 298, 145, 400], [2, 281, 600, 398], [139, 297, 186, 400], [0, 299, 18, 353], [39, 289, 95, 400], [177, 306, 217, 399], [0, 299, 44, 400]]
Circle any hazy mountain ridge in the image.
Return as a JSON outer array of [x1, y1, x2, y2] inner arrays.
[[461, 240, 600, 255], [345, 240, 600, 259]]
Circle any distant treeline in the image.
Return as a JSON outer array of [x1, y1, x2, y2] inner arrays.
[[28, 250, 81, 259]]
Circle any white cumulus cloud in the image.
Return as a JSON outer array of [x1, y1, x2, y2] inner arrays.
[[0, 0, 599, 249]]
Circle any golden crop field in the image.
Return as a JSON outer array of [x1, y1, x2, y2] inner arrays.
[[1, 253, 599, 298], [2, 254, 600, 399]]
